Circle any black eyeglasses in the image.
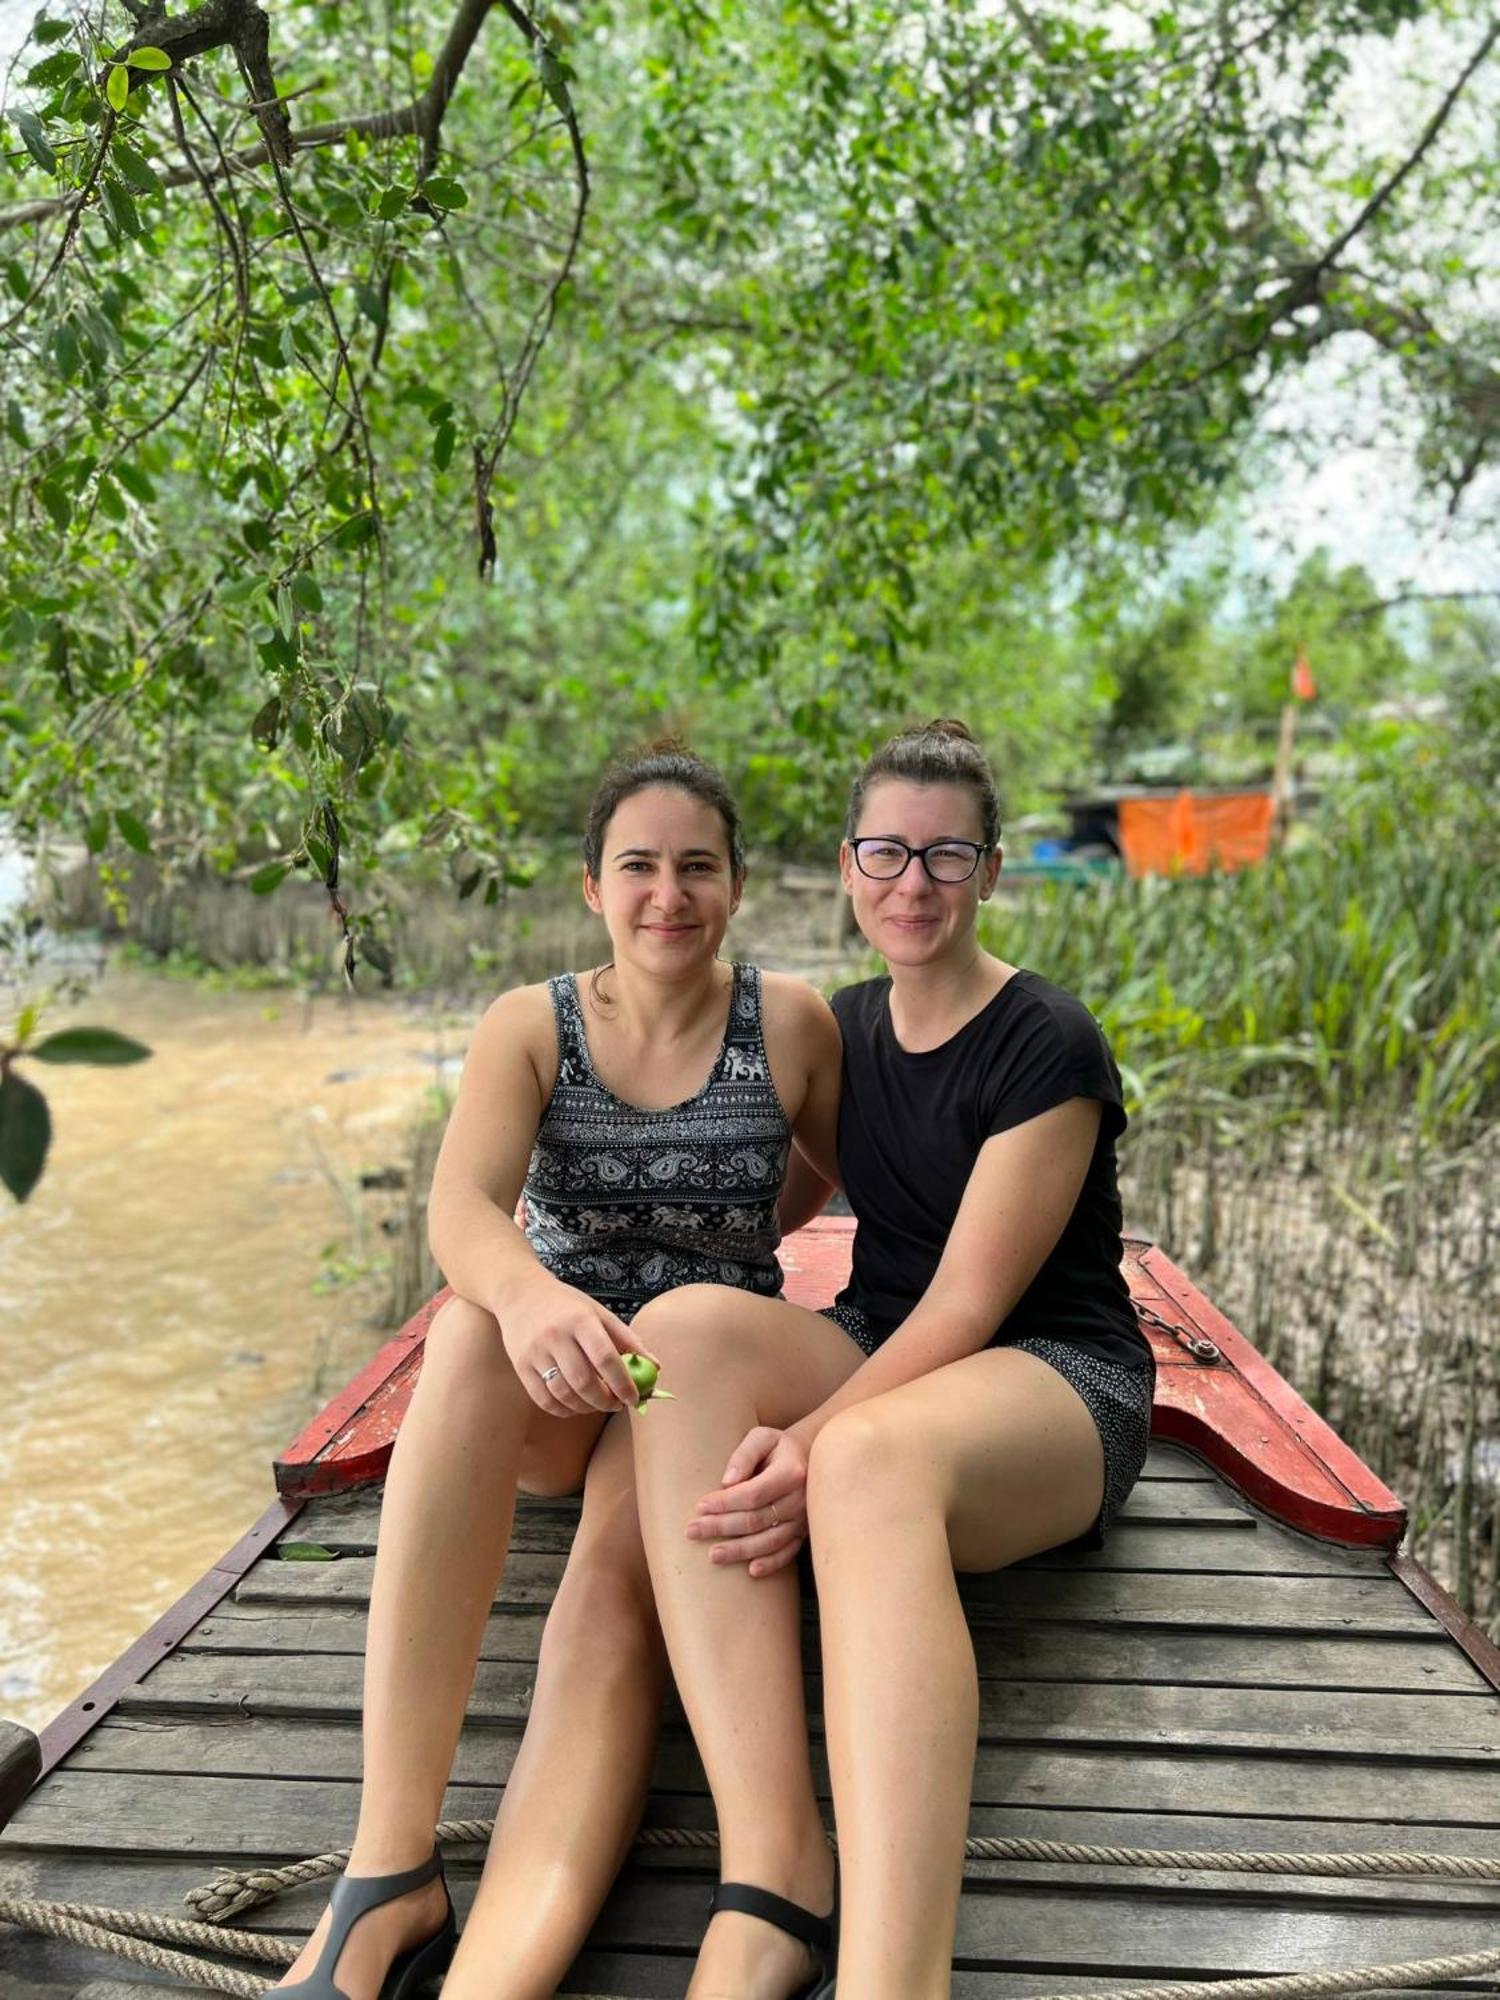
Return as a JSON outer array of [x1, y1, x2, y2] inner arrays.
[[850, 837, 990, 884]]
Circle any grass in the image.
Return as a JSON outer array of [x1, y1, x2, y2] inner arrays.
[[980, 742, 1498, 1627]]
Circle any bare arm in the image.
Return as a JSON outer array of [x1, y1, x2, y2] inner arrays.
[[426, 985, 553, 1318], [777, 1143, 836, 1233], [427, 984, 639, 1415]]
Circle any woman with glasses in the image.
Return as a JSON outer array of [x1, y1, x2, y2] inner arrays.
[[625, 720, 1155, 2000]]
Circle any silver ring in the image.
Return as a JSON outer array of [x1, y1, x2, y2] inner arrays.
[[538, 1365, 562, 1383]]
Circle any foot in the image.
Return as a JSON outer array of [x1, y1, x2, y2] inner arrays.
[[687, 1858, 835, 2000], [272, 1872, 449, 2000]]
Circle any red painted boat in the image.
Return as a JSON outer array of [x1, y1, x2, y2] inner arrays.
[[276, 1218, 1409, 1553], [6, 1218, 1499, 2000]]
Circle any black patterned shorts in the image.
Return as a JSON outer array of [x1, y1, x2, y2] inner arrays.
[[819, 1302, 1154, 1553]]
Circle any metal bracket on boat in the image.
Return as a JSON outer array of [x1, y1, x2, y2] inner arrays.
[[1136, 1302, 1222, 1365]]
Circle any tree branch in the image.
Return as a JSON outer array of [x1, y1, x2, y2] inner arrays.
[[0, 0, 502, 233]]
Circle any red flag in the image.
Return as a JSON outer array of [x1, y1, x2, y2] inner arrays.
[[1292, 654, 1316, 702]]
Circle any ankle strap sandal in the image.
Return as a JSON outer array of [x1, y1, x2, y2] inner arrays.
[[709, 1879, 837, 1998], [278, 1851, 457, 2000]]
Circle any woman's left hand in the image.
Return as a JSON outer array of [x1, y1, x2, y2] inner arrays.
[[687, 1425, 810, 1578]]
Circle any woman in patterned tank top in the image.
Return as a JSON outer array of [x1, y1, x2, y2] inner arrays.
[[272, 744, 841, 2000]]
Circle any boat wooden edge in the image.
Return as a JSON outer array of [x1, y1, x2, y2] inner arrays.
[[0, 1719, 41, 1833], [1387, 1548, 1500, 1698], [275, 1222, 1408, 1552], [29, 1495, 303, 1784]]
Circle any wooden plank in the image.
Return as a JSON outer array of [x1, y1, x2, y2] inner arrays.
[[12, 1770, 1500, 1918], [40, 1707, 1500, 1826], [179, 1599, 1493, 1695], [235, 1555, 1431, 1631], [56, 1730, 1500, 1874], [285, 1474, 1253, 1550], [277, 1507, 1383, 1577], [3, 1845, 1497, 1980], [111, 1651, 1500, 1761]]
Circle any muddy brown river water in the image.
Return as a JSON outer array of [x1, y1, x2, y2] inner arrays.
[[0, 966, 469, 1735]]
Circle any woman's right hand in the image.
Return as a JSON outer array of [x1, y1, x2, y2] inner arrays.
[[500, 1273, 651, 1418]]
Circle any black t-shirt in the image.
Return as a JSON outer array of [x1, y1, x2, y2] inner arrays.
[[830, 971, 1152, 1372]]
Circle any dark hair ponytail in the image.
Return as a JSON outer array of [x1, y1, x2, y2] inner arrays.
[[583, 737, 745, 878], [845, 718, 1001, 847]]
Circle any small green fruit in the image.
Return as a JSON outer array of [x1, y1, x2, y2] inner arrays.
[[621, 1350, 676, 1413]]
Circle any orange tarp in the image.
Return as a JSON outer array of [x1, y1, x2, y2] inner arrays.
[[1117, 790, 1274, 878]]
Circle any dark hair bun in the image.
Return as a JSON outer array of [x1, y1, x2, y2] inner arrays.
[[845, 718, 1000, 847]]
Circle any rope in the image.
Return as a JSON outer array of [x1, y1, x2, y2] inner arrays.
[[0, 1895, 289, 1997], [8, 1818, 1500, 1999]]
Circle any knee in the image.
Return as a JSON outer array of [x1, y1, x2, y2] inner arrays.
[[416, 1295, 523, 1408], [806, 1405, 924, 1527], [629, 1284, 747, 1381]]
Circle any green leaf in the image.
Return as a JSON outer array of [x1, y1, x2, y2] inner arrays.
[[84, 809, 110, 855], [29, 1026, 152, 1066], [13, 109, 58, 175], [113, 460, 156, 503], [250, 695, 284, 750], [32, 20, 75, 45], [14, 1005, 38, 1049], [333, 510, 376, 550], [0, 1069, 51, 1204], [290, 571, 323, 613], [372, 185, 408, 220], [357, 933, 395, 977], [249, 861, 290, 896], [38, 475, 72, 532], [96, 474, 127, 521], [276, 1543, 339, 1562], [536, 43, 572, 116], [105, 64, 130, 113], [431, 420, 456, 471], [129, 46, 173, 71], [111, 138, 162, 195], [51, 321, 79, 378], [422, 176, 468, 211], [26, 49, 81, 87], [114, 808, 152, 853]]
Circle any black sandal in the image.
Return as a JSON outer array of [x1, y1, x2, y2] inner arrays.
[[707, 1879, 837, 1999], [278, 1851, 457, 2000]]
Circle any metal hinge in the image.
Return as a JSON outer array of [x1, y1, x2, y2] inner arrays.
[[1137, 1301, 1222, 1365]]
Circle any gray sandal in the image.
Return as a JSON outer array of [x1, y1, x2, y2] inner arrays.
[[278, 1851, 456, 2000]]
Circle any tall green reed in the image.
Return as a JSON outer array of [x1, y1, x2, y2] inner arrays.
[[985, 742, 1498, 1626]]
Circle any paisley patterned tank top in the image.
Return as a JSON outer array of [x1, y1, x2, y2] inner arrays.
[[522, 963, 790, 1321]]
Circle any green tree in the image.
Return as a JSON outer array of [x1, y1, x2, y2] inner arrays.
[[0, 0, 1495, 914]]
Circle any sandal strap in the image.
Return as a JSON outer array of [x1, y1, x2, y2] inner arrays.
[[711, 1880, 834, 1953], [281, 1853, 445, 2000]]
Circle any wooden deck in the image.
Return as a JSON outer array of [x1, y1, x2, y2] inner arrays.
[[4, 1441, 1500, 1998]]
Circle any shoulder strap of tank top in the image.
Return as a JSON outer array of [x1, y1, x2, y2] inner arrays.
[[546, 973, 591, 1085], [725, 961, 760, 1049]]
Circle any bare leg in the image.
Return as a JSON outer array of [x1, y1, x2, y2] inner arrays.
[[627, 1285, 862, 2000], [807, 1347, 1105, 2000], [274, 1296, 604, 2000], [443, 1411, 669, 2000]]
